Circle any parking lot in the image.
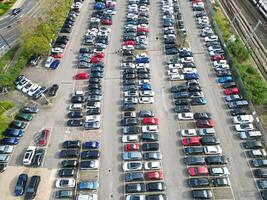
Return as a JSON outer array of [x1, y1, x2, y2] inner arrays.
[[0, 0, 264, 199]]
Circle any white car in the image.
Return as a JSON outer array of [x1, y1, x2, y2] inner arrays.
[[126, 195, 145, 200], [135, 53, 148, 59], [180, 129, 197, 137], [233, 115, 254, 124], [139, 91, 155, 97], [168, 63, 183, 69], [45, 56, 55, 68], [204, 35, 218, 42], [16, 78, 30, 90], [56, 178, 76, 188], [122, 63, 135, 69], [214, 64, 230, 71], [27, 84, 41, 96], [123, 162, 143, 171], [213, 60, 227, 67], [167, 69, 179, 75], [91, 17, 100, 23], [123, 45, 135, 51], [137, 24, 148, 29], [178, 112, 194, 120], [138, 79, 150, 85], [72, 91, 84, 96], [87, 102, 100, 109], [122, 135, 139, 143], [169, 74, 184, 81], [51, 47, 63, 54], [209, 167, 230, 176], [124, 91, 138, 97], [23, 146, 36, 165], [139, 97, 154, 104], [21, 82, 33, 93], [235, 124, 254, 132], [124, 97, 138, 104], [85, 115, 101, 122], [136, 63, 149, 69], [182, 68, 198, 74], [142, 125, 159, 133], [204, 146, 222, 155], [144, 161, 161, 170], [181, 57, 194, 63]]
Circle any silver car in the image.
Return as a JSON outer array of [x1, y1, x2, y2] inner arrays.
[[0, 154, 11, 162], [0, 145, 14, 154], [122, 152, 142, 161]]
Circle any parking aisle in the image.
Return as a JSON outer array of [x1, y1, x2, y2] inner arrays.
[[98, 0, 126, 199], [148, 0, 191, 199], [178, 0, 260, 199]]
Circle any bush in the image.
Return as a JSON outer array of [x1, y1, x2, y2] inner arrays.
[[0, 0, 17, 16], [0, 115, 10, 138], [0, 101, 13, 110]]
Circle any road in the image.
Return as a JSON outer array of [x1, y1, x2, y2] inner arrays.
[[0, 0, 261, 199], [0, 0, 44, 56]]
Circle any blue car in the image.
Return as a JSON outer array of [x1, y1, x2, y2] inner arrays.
[[50, 59, 60, 70], [136, 57, 149, 64], [1, 137, 19, 145], [140, 83, 152, 91], [218, 76, 232, 83], [83, 141, 100, 149], [77, 180, 99, 190], [185, 73, 199, 80], [5, 129, 24, 137], [15, 173, 28, 196], [94, 2, 105, 10]]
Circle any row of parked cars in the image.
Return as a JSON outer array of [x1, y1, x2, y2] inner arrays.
[[161, 0, 232, 199], [54, 140, 101, 199], [192, 1, 267, 198], [121, 1, 168, 200]]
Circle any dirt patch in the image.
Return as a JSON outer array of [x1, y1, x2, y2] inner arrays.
[[255, 105, 267, 133]]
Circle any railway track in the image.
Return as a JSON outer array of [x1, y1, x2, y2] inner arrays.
[[218, 0, 267, 81]]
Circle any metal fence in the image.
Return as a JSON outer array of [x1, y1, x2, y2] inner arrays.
[[205, 0, 267, 141]]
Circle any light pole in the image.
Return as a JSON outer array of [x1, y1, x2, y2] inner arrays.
[[0, 33, 11, 49]]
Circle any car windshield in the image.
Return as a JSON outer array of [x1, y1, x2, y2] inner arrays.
[[61, 180, 69, 185]]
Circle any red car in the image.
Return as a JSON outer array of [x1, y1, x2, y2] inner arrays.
[[182, 137, 201, 146], [196, 119, 214, 128], [192, 0, 203, 3], [101, 19, 112, 25], [146, 171, 163, 181], [90, 56, 104, 63], [75, 73, 89, 80], [211, 54, 225, 61], [51, 53, 64, 58], [94, 52, 105, 58], [123, 40, 136, 46], [188, 166, 209, 176], [37, 129, 49, 147], [143, 117, 159, 125], [124, 143, 140, 151], [137, 27, 149, 33], [224, 87, 239, 95]]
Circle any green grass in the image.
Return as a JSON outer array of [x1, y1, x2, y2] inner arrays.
[[0, 47, 17, 72], [0, 0, 17, 16], [0, 101, 13, 138]]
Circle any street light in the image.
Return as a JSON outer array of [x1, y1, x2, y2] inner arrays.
[[0, 33, 11, 49]]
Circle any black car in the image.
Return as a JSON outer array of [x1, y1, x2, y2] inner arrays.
[[254, 169, 267, 178], [121, 118, 139, 126], [68, 111, 83, 118], [48, 84, 59, 96], [122, 104, 136, 111], [67, 119, 83, 127], [250, 159, 267, 167], [32, 149, 45, 167], [142, 143, 159, 151], [230, 109, 246, 116], [61, 27, 72, 33], [21, 106, 39, 114], [205, 156, 228, 165], [62, 140, 81, 149], [0, 163, 7, 173], [175, 99, 189, 106], [243, 140, 263, 149], [29, 55, 41, 66], [125, 172, 145, 182], [88, 89, 102, 95], [89, 78, 101, 84], [184, 156, 205, 165], [184, 147, 204, 155], [188, 178, 209, 188], [71, 96, 85, 103], [125, 183, 146, 193], [14, 173, 28, 196], [122, 126, 140, 134], [54, 190, 73, 199], [194, 112, 212, 120], [59, 150, 80, 158], [25, 176, 40, 200], [146, 182, 166, 192], [212, 177, 230, 187], [81, 150, 100, 159], [174, 105, 191, 113], [88, 84, 102, 90], [192, 189, 213, 199], [170, 85, 187, 93], [188, 85, 202, 92], [201, 136, 220, 145], [58, 169, 75, 177], [146, 194, 168, 200], [87, 108, 101, 115], [61, 160, 78, 168]]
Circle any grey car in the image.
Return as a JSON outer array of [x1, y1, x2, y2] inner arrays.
[[143, 152, 162, 160], [122, 152, 142, 161], [0, 154, 10, 162], [125, 172, 145, 182], [84, 121, 100, 130], [0, 145, 14, 154]]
